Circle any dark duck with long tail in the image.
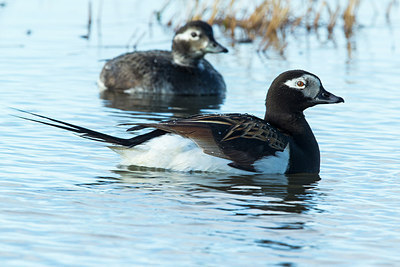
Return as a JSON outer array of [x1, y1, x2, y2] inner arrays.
[[19, 70, 344, 174]]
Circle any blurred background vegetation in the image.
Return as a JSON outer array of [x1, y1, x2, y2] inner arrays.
[[153, 0, 397, 54]]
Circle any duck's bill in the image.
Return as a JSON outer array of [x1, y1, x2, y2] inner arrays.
[[204, 40, 228, 53], [314, 88, 344, 104]]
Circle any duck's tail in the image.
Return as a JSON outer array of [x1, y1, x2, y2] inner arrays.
[[13, 109, 166, 147]]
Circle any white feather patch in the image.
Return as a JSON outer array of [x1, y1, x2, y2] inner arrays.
[[284, 74, 321, 99], [253, 146, 290, 174], [174, 29, 201, 42], [97, 79, 107, 91], [110, 134, 249, 174], [109, 134, 290, 174], [284, 76, 307, 89]]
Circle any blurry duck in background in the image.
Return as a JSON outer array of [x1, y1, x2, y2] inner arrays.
[[98, 20, 228, 96]]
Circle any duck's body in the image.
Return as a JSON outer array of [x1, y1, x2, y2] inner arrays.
[[99, 50, 225, 95], [114, 113, 291, 173], [19, 70, 344, 174], [113, 134, 290, 174], [99, 21, 228, 95]]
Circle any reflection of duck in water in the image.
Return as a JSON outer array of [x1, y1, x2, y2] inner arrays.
[[96, 169, 320, 216], [196, 172, 321, 214], [100, 90, 224, 117], [92, 170, 320, 251], [19, 70, 343, 174], [98, 20, 228, 96]]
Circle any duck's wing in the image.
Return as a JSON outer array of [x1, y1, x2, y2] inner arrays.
[[129, 114, 289, 171]]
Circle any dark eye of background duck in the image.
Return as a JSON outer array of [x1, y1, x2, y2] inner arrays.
[[191, 32, 198, 38]]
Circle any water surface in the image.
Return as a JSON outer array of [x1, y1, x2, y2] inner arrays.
[[1, 0, 400, 266]]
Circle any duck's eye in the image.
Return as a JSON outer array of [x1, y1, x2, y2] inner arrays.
[[191, 32, 198, 38], [296, 81, 305, 87]]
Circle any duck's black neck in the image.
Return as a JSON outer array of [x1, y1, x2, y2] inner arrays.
[[264, 108, 305, 134], [264, 108, 320, 174]]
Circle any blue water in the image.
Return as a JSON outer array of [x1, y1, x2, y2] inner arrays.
[[1, 0, 400, 266]]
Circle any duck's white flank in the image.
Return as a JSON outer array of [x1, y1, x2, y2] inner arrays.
[[110, 134, 290, 174], [97, 79, 107, 91], [253, 146, 290, 174]]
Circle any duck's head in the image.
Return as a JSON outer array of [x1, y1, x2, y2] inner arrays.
[[172, 20, 228, 67], [265, 70, 344, 116]]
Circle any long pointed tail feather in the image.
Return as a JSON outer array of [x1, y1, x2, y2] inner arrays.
[[14, 109, 166, 147]]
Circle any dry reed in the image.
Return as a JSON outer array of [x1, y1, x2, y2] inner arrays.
[[343, 0, 360, 38], [157, 0, 393, 54]]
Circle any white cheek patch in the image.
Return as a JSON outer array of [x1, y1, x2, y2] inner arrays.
[[174, 29, 201, 42], [284, 74, 321, 99], [284, 77, 306, 89]]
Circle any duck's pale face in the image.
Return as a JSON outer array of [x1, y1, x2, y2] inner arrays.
[[173, 26, 228, 56], [174, 28, 207, 56], [284, 73, 344, 106]]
